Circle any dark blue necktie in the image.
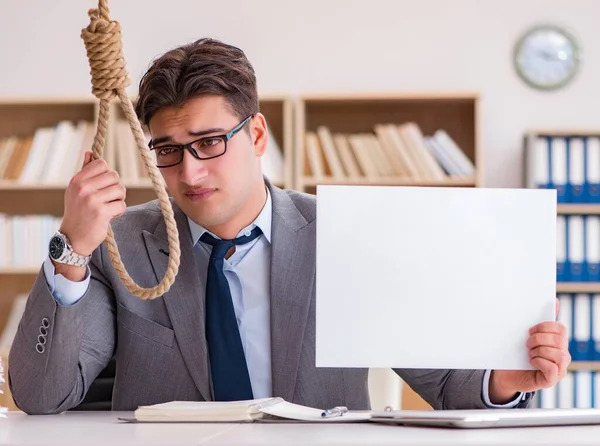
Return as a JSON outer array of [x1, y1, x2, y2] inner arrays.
[[201, 226, 263, 401]]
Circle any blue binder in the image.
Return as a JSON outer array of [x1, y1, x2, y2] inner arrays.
[[590, 295, 600, 361], [568, 216, 585, 282], [568, 137, 586, 203], [593, 372, 597, 408], [557, 216, 567, 282], [586, 137, 600, 203], [564, 216, 571, 282], [583, 216, 589, 282], [570, 294, 591, 361], [586, 217, 600, 282], [590, 295, 598, 361]]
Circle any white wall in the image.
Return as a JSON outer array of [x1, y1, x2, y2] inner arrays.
[[1, 0, 599, 187]]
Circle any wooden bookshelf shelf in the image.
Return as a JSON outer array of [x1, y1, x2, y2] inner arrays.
[[568, 361, 600, 372], [556, 283, 600, 293], [303, 176, 477, 188], [0, 182, 159, 216], [294, 92, 482, 193], [526, 129, 600, 137], [257, 95, 294, 190], [557, 204, 600, 215], [0, 267, 40, 275], [0, 180, 156, 189], [0, 97, 97, 138]]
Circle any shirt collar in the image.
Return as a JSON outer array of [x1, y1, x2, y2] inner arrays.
[[188, 186, 272, 246]]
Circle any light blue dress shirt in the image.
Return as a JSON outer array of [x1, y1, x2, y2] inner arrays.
[[42, 188, 523, 406]]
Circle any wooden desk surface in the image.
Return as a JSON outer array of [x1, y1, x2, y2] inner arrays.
[[1, 411, 600, 445]]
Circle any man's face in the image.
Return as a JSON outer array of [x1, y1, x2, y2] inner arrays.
[[148, 95, 266, 231]]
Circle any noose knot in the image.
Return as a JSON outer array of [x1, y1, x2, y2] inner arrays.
[[81, 7, 130, 101]]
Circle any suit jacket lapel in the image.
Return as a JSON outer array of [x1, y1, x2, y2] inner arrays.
[[142, 202, 211, 401], [269, 184, 315, 402]]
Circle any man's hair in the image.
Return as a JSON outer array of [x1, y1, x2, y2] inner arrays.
[[135, 37, 259, 126]]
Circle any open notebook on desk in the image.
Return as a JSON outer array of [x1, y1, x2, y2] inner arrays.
[[120, 398, 600, 428], [121, 397, 371, 423]]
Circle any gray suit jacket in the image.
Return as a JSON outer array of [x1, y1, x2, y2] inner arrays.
[[8, 182, 530, 414]]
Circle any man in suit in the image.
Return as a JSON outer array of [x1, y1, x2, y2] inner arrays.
[[9, 38, 570, 415]]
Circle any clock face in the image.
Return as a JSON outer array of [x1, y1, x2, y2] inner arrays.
[[514, 25, 580, 90]]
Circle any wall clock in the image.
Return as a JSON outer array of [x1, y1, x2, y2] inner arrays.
[[514, 24, 581, 90]]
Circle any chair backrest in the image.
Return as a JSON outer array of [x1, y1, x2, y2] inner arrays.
[[72, 357, 116, 411]]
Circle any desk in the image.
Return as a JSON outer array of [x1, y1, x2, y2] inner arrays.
[[1, 411, 600, 445]]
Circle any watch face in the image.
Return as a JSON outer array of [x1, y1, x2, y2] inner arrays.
[[514, 25, 580, 90], [49, 235, 65, 260]]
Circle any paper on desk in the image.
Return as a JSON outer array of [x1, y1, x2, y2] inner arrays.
[[259, 401, 371, 422], [315, 185, 556, 370]]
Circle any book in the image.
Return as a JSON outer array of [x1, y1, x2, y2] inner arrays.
[[124, 397, 372, 423]]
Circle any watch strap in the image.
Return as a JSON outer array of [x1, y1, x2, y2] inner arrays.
[[51, 231, 92, 267], [58, 250, 92, 267]]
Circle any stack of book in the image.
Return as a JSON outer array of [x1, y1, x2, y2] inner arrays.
[[304, 122, 475, 181], [0, 120, 152, 185], [0, 214, 61, 269]]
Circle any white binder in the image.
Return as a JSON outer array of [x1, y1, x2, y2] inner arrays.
[[576, 371, 593, 408], [526, 135, 550, 189], [558, 372, 574, 408]]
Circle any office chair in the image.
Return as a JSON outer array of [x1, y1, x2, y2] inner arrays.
[[368, 368, 403, 410], [72, 357, 116, 411]]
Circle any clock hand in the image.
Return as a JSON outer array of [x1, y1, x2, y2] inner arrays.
[[537, 50, 556, 61]]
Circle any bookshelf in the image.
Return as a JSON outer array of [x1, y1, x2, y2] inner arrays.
[[257, 95, 294, 190], [293, 92, 482, 193], [524, 130, 600, 404], [0, 92, 480, 412], [292, 92, 482, 411], [0, 94, 294, 411], [0, 95, 294, 332]]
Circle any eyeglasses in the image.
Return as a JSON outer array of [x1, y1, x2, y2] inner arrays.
[[149, 115, 254, 168]]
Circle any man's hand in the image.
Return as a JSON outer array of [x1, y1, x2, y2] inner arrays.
[[53, 151, 126, 282], [488, 298, 571, 404]]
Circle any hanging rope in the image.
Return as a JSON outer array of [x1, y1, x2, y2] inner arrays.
[[80, 0, 180, 299]]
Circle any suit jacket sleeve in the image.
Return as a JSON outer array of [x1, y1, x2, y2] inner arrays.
[[8, 246, 116, 415], [393, 368, 532, 410]]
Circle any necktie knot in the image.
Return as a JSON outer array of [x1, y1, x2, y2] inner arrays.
[[201, 226, 263, 260]]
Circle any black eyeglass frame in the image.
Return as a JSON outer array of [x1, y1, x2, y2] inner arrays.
[[149, 114, 254, 168]]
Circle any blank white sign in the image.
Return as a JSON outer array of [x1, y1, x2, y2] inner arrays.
[[315, 185, 556, 370]]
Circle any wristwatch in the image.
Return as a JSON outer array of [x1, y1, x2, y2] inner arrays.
[[48, 230, 92, 267]]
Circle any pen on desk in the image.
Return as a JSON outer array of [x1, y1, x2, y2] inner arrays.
[[321, 406, 348, 418]]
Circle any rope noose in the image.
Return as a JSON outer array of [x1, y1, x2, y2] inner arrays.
[[80, 0, 180, 299]]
